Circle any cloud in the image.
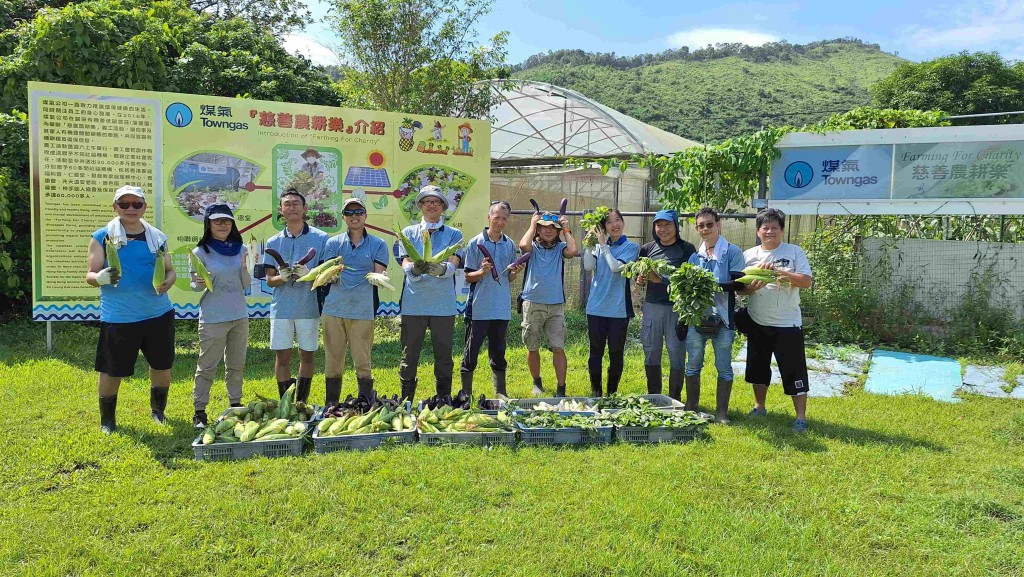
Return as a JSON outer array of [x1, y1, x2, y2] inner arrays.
[[901, 1, 1024, 53], [666, 27, 779, 49], [282, 33, 340, 66]]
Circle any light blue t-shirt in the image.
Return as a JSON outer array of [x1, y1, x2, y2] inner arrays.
[[92, 228, 173, 323], [321, 231, 389, 321], [521, 240, 567, 305], [688, 239, 745, 323], [263, 224, 329, 319], [190, 246, 249, 324], [586, 237, 639, 319], [464, 229, 517, 321], [397, 222, 463, 317]]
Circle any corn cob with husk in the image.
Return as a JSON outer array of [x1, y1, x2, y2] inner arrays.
[[296, 256, 343, 282], [153, 249, 167, 294], [736, 265, 779, 284], [104, 237, 121, 287], [189, 252, 214, 292]]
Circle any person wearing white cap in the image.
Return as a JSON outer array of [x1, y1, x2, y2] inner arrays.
[[395, 185, 463, 401], [86, 185, 176, 434], [319, 197, 390, 405], [188, 203, 252, 428]]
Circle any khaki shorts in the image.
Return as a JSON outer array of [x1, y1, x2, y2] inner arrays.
[[521, 301, 566, 351]]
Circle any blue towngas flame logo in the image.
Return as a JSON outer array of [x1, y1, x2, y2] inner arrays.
[[165, 103, 193, 128], [784, 161, 813, 189]]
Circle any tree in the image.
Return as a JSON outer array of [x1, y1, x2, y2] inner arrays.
[[186, 0, 311, 36], [871, 51, 1024, 123], [328, 0, 510, 118]]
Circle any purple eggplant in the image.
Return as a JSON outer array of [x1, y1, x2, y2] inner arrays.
[[505, 251, 532, 271], [559, 197, 568, 215], [296, 248, 316, 266], [476, 243, 500, 284], [263, 248, 288, 269], [529, 198, 541, 214]]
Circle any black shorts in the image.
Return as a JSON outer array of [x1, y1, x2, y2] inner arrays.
[[744, 320, 809, 396], [95, 309, 176, 377]]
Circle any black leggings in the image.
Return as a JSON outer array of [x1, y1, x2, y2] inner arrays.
[[587, 314, 629, 396]]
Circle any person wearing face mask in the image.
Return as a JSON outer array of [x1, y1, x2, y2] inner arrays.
[[263, 188, 329, 403], [459, 201, 526, 399], [684, 207, 746, 423], [635, 210, 696, 400], [86, 185, 176, 434], [189, 204, 251, 428], [518, 209, 580, 397], [581, 209, 639, 397], [320, 197, 390, 405], [397, 185, 464, 401], [738, 208, 814, 432]]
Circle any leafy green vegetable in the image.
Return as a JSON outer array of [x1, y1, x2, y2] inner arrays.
[[619, 257, 676, 280], [580, 206, 611, 248], [514, 411, 601, 431], [667, 264, 721, 326], [594, 405, 711, 430]]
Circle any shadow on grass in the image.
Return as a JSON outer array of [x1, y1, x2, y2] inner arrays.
[[732, 412, 948, 453], [118, 418, 199, 469]]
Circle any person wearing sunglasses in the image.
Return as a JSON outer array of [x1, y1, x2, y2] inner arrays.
[[518, 209, 579, 397], [319, 197, 390, 405], [187, 204, 251, 428], [459, 200, 525, 399], [86, 185, 176, 434], [683, 207, 747, 423], [635, 209, 696, 401], [396, 185, 464, 401], [582, 209, 639, 397], [263, 188, 330, 403]]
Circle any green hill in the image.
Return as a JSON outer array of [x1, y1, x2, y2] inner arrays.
[[513, 39, 905, 143]]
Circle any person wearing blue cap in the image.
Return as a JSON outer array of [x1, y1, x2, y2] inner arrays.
[[636, 209, 696, 400], [684, 207, 746, 423], [188, 203, 251, 428]]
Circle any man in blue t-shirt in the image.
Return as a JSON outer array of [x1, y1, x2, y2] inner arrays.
[[86, 185, 176, 434], [320, 197, 390, 405], [460, 201, 526, 398], [518, 210, 579, 397], [263, 189, 329, 403], [397, 185, 464, 401]]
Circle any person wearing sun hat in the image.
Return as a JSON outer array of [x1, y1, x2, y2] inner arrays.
[[86, 185, 176, 434], [319, 196, 390, 405], [518, 207, 579, 397], [300, 147, 324, 184], [396, 184, 464, 401], [188, 203, 252, 428]]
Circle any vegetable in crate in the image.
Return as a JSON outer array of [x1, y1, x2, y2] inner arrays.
[[579, 206, 611, 248], [514, 411, 600, 430], [317, 403, 416, 437], [594, 404, 711, 431], [416, 405, 515, 433], [667, 263, 721, 326]]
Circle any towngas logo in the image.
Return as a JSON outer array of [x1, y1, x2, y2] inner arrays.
[[784, 161, 813, 189], [165, 103, 192, 127]]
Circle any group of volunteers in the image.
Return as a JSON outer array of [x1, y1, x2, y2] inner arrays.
[[87, 183, 813, 435]]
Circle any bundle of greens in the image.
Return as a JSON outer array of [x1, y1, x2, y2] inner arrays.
[[579, 206, 611, 248], [514, 411, 601, 430], [618, 257, 676, 281], [594, 404, 711, 431], [593, 393, 655, 412], [667, 263, 721, 326]]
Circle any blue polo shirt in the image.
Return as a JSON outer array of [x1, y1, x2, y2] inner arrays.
[[586, 236, 639, 319], [521, 240, 567, 305], [464, 229, 517, 321], [92, 228, 173, 323], [263, 224, 329, 319], [397, 221, 463, 317], [321, 231, 389, 321]]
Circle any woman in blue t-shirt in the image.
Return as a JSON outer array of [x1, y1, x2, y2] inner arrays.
[[582, 209, 639, 396], [189, 204, 251, 429]]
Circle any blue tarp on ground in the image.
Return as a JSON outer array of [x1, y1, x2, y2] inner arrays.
[[864, 349, 962, 403]]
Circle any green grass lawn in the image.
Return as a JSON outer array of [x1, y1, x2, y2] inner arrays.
[[2, 315, 1023, 576]]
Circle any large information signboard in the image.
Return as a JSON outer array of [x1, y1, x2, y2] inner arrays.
[[769, 125, 1024, 215], [28, 82, 490, 321]]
